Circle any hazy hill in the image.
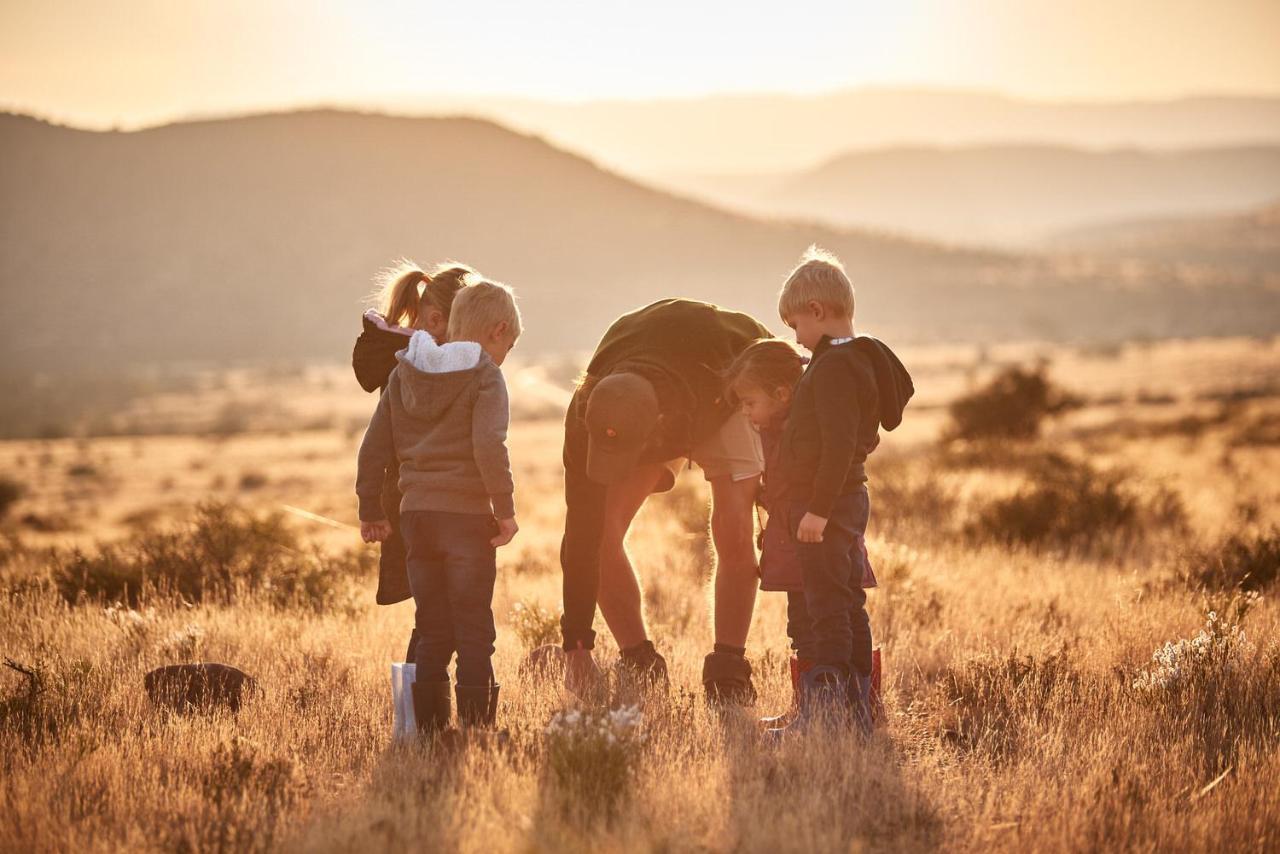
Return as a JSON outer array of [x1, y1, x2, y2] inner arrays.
[[678, 145, 1280, 246], [1, 109, 1277, 376], [393, 89, 1280, 176], [1047, 202, 1280, 273]]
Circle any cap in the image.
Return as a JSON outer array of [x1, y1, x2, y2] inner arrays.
[[584, 372, 660, 485]]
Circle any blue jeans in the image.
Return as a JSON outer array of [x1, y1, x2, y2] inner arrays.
[[401, 510, 498, 687], [786, 488, 873, 675]]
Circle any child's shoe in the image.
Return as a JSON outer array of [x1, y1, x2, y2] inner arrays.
[[759, 656, 814, 726], [764, 665, 849, 740], [411, 679, 452, 734], [456, 682, 500, 728], [848, 671, 873, 737]]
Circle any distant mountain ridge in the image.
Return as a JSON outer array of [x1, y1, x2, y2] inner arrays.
[[677, 144, 1280, 246], [387, 88, 1280, 175], [2, 109, 1277, 376], [1047, 202, 1280, 273]]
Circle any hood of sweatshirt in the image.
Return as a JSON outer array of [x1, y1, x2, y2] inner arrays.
[[851, 335, 914, 431], [352, 310, 414, 393], [393, 331, 488, 422]]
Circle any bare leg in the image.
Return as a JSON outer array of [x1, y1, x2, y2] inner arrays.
[[596, 463, 668, 649], [709, 474, 761, 648]]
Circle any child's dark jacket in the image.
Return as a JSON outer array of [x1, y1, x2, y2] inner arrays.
[[352, 311, 414, 604], [778, 335, 913, 518]]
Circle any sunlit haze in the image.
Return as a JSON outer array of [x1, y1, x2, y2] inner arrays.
[[3, 0, 1279, 128]]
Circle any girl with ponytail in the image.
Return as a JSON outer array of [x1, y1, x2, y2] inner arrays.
[[352, 259, 478, 660]]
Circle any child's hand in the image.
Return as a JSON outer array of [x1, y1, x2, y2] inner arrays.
[[361, 519, 392, 543], [796, 512, 828, 543], [491, 517, 519, 547]]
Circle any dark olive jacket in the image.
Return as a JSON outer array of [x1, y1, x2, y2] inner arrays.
[[352, 311, 414, 605]]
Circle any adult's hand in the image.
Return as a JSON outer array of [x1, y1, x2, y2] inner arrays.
[[564, 648, 603, 700]]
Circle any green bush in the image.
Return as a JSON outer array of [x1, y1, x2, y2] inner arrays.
[[946, 364, 1080, 442]]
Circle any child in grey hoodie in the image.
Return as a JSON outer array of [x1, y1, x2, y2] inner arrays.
[[356, 280, 522, 734]]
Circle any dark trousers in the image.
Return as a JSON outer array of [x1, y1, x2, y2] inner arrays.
[[401, 510, 498, 687], [787, 488, 873, 675]]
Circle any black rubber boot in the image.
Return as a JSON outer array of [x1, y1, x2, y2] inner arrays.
[[411, 679, 451, 734], [456, 682, 498, 728]]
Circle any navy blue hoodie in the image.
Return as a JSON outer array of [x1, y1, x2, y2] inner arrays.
[[779, 335, 914, 517]]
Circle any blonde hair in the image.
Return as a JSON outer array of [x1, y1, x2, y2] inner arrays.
[[372, 259, 477, 330], [777, 245, 855, 321], [724, 338, 805, 406], [447, 279, 522, 343]]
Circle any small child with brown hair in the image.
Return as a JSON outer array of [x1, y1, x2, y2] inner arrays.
[[352, 261, 477, 662], [724, 339, 880, 731], [731, 245, 913, 736], [356, 278, 522, 735]]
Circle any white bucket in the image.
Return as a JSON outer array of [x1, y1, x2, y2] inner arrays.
[[390, 662, 418, 741]]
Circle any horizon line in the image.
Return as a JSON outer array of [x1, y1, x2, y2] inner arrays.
[[5, 82, 1280, 134]]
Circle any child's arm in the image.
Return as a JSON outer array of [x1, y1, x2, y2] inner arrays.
[[473, 366, 517, 543], [800, 360, 861, 537], [356, 388, 394, 538]]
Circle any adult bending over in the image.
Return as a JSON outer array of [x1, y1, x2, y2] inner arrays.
[[560, 298, 772, 703]]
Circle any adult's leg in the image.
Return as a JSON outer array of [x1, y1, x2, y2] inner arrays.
[[709, 474, 761, 648], [596, 462, 669, 649]]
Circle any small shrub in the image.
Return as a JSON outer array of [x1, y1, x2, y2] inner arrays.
[[1182, 528, 1280, 591], [0, 477, 23, 518], [510, 601, 562, 650], [868, 454, 958, 538], [51, 502, 367, 609], [238, 471, 269, 491], [1232, 413, 1280, 447], [160, 623, 207, 659], [946, 364, 1080, 442], [1132, 594, 1258, 693], [544, 705, 645, 817], [965, 456, 1184, 550]]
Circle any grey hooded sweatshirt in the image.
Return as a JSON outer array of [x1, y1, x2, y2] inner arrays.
[[356, 331, 514, 522]]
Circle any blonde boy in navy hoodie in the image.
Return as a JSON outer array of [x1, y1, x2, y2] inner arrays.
[[768, 246, 912, 735]]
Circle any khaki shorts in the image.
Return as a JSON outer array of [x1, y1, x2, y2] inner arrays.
[[662, 411, 764, 484]]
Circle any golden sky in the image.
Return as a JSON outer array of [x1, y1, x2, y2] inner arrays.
[[2, 0, 1279, 127]]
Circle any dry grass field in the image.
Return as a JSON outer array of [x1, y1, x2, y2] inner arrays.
[[2, 337, 1280, 852]]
